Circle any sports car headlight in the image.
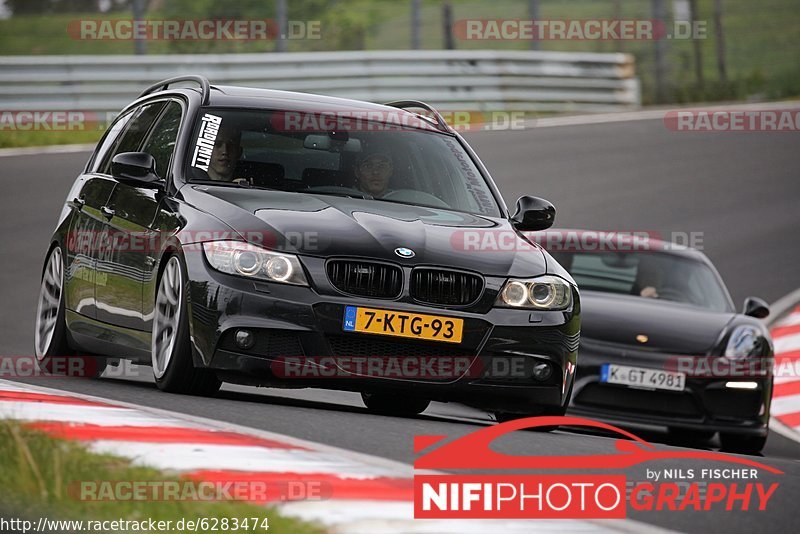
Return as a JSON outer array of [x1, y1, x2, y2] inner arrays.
[[496, 276, 572, 310], [724, 325, 761, 359], [202, 241, 308, 286]]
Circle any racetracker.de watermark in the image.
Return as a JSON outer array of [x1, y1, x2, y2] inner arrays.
[[70, 479, 327, 502], [664, 109, 800, 132], [270, 355, 569, 382], [0, 356, 103, 378], [0, 110, 115, 131], [68, 19, 320, 41], [453, 19, 707, 41], [269, 110, 527, 133], [450, 230, 705, 253], [66, 229, 321, 254]]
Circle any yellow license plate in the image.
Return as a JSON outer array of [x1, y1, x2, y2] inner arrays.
[[343, 306, 463, 343]]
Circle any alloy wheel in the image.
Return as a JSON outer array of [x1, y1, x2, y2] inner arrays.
[[152, 256, 183, 378], [34, 247, 63, 359]]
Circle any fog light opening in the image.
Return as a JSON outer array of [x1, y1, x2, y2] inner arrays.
[[532, 362, 552, 382], [725, 381, 758, 390], [234, 329, 256, 350]]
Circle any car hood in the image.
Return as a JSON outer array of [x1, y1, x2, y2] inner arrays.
[[579, 291, 735, 354], [190, 187, 547, 277]]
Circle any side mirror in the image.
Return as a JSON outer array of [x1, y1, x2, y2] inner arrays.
[[111, 152, 160, 184], [743, 297, 770, 319], [511, 196, 555, 231]]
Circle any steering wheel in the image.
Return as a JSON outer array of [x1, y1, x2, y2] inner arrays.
[[656, 287, 687, 303]]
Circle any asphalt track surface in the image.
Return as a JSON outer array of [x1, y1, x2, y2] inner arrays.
[[2, 117, 799, 532]]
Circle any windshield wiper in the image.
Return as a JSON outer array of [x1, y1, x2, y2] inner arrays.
[[371, 196, 451, 211], [297, 189, 369, 200], [190, 179, 278, 191]]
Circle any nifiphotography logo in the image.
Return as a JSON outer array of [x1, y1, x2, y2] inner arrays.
[[413, 416, 782, 519]]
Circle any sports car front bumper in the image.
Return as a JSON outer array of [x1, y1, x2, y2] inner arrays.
[[568, 339, 772, 436]]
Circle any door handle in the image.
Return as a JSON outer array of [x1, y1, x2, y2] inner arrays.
[[100, 206, 115, 219]]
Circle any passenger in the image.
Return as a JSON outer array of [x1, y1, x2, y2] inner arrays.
[[355, 151, 393, 198]]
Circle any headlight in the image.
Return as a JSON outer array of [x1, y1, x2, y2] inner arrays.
[[724, 325, 761, 359], [496, 275, 572, 310], [202, 241, 308, 286]]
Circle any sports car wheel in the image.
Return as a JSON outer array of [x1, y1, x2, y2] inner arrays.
[[668, 427, 715, 443], [719, 432, 767, 455], [361, 392, 430, 416], [152, 254, 220, 395], [35, 246, 105, 378]]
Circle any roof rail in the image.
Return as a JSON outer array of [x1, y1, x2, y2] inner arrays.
[[139, 75, 211, 105], [383, 100, 451, 132]]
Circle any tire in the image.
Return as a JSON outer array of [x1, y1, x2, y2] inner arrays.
[[151, 253, 220, 396], [34, 246, 105, 378], [719, 432, 767, 455], [361, 392, 430, 416], [494, 382, 572, 432], [668, 427, 715, 444]]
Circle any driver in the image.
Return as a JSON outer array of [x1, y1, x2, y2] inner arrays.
[[634, 256, 663, 299], [354, 151, 393, 198], [207, 125, 242, 181]]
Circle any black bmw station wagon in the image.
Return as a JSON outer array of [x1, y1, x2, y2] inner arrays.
[[35, 76, 579, 423]]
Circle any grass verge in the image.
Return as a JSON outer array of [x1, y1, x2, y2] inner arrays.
[[0, 420, 323, 533], [0, 130, 103, 149]]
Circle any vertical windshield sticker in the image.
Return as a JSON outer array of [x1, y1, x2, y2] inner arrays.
[[191, 113, 222, 171], [443, 137, 495, 215]]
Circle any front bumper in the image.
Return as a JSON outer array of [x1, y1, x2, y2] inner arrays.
[[568, 339, 772, 436], [182, 249, 580, 413]]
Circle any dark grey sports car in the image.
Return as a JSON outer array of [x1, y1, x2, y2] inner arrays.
[[544, 230, 773, 453]]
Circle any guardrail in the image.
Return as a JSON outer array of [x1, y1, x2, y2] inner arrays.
[[0, 50, 639, 114]]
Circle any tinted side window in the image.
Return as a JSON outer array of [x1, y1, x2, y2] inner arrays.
[[140, 101, 183, 180], [99, 102, 166, 175], [88, 110, 134, 173]]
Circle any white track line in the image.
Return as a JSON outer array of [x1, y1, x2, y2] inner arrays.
[[768, 294, 800, 446], [769, 394, 800, 417], [774, 373, 800, 385], [0, 400, 199, 427], [774, 332, 800, 353], [775, 313, 800, 328], [0, 378, 411, 474]]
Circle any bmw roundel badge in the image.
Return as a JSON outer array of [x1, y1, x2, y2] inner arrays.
[[395, 247, 415, 258]]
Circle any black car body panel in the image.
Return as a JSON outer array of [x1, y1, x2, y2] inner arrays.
[[183, 185, 548, 275], [44, 80, 579, 414]]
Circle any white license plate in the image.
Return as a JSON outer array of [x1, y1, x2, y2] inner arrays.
[[600, 364, 686, 392]]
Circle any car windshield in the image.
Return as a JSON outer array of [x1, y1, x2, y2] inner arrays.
[[184, 108, 501, 217], [549, 250, 733, 312]]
